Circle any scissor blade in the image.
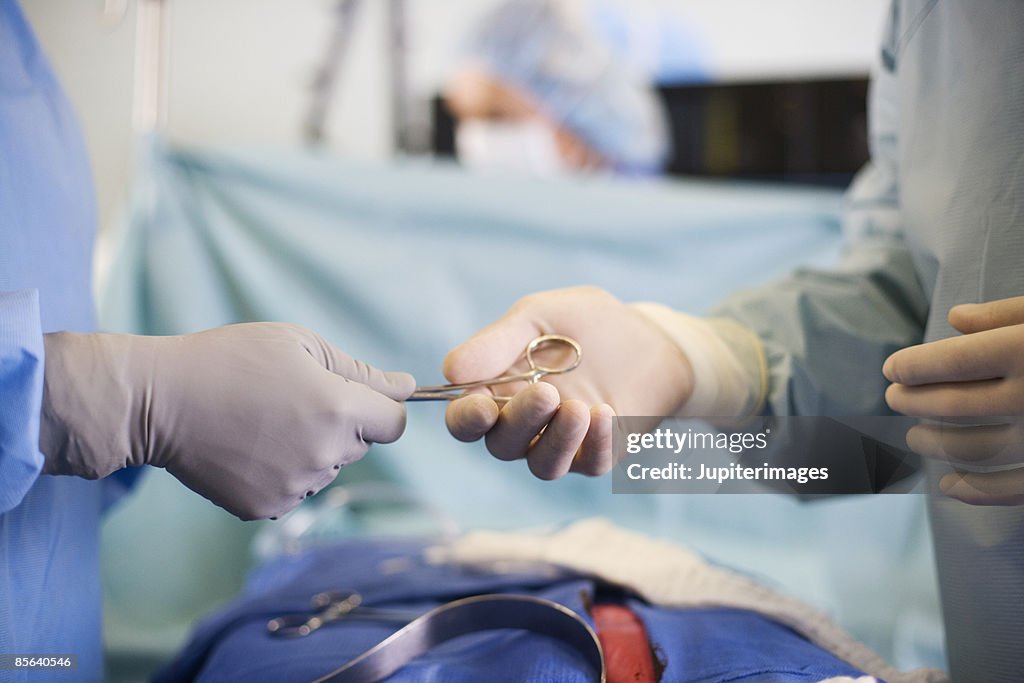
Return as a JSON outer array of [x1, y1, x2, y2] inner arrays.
[[408, 391, 509, 404]]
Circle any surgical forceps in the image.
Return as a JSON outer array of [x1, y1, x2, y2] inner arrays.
[[267, 590, 422, 638], [408, 334, 582, 404]]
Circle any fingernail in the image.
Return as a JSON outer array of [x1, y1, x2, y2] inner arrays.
[[883, 385, 904, 413], [881, 357, 894, 381], [949, 303, 979, 321]]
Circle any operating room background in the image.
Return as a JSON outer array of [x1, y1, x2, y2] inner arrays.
[[25, 0, 886, 238], [19, 1, 939, 681]]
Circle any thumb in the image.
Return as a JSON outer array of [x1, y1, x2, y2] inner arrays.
[[443, 306, 543, 384], [369, 369, 418, 402]]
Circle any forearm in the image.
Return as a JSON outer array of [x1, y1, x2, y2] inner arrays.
[[717, 243, 927, 416]]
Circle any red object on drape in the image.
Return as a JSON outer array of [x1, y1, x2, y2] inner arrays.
[[592, 603, 658, 683]]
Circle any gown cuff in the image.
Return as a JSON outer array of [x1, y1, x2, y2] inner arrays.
[[0, 289, 46, 513], [630, 302, 767, 419]]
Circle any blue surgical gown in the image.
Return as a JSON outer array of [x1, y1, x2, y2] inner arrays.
[[1, 2, 135, 680]]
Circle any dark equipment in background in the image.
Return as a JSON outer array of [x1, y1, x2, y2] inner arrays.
[[433, 77, 869, 187]]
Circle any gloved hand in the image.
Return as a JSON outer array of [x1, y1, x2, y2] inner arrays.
[[40, 323, 415, 520], [884, 296, 1024, 505], [442, 287, 695, 480]]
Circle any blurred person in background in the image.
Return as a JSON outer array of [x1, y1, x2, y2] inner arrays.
[[444, 0, 671, 177]]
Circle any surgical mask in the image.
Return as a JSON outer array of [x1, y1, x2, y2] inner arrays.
[[455, 119, 568, 176]]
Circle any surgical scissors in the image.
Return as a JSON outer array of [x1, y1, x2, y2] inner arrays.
[[408, 334, 582, 403], [267, 590, 423, 638]]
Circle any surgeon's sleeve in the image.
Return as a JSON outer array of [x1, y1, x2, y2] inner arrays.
[[0, 289, 45, 512], [638, 225, 929, 418], [707, 235, 928, 417]]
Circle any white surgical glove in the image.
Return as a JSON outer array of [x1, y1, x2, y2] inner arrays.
[[442, 287, 695, 479], [40, 323, 415, 520]]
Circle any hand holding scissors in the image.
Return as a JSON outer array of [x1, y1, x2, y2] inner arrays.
[[436, 287, 694, 481], [409, 334, 582, 403]]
